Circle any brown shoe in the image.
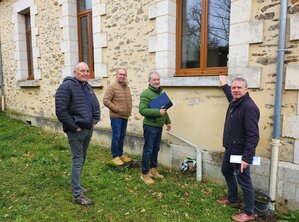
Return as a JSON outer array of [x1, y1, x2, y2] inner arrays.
[[140, 174, 155, 185], [120, 155, 131, 163], [112, 157, 124, 166], [149, 168, 164, 179], [216, 198, 239, 208], [231, 213, 255, 222]]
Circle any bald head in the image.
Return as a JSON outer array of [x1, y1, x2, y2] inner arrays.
[[73, 62, 90, 83]]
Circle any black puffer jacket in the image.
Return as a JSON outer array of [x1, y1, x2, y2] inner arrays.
[[55, 77, 100, 132], [222, 84, 260, 164]]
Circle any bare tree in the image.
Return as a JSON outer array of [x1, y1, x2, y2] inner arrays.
[[184, 0, 230, 48]]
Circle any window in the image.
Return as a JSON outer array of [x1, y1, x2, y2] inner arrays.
[[13, 0, 41, 85], [176, 0, 230, 76], [77, 0, 94, 78], [25, 13, 34, 80]]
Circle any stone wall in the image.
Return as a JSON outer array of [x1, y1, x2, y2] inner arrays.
[[0, 0, 63, 119], [284, 0, 299, 165], [250, 0, 299, 163]]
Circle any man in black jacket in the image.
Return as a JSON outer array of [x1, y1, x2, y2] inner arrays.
[[55, 62, 100, 206], [217, 76, 259, 222]]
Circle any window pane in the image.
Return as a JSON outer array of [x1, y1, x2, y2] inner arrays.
[[25, 14, 31, 30], [181, 0, 202, 69], [77, 0, 92, 11], [25, 13, 34, 79], [207, 0, 230, 67], [27, 32, 34, 76], [80, 16, 90, 65]]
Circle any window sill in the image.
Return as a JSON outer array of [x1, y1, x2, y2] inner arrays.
[[17, 80, 40, 88], [160, 76, 220, 87], [88, 78, 103, 88]]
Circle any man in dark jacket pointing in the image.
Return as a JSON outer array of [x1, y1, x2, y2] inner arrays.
[[217, 76, 259, 222], [55, 62, 100, 206]]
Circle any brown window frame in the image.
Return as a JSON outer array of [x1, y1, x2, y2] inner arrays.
[[25, 13, 34, 80], [176, 0, 228, 77], [77, 5, 94, 79]]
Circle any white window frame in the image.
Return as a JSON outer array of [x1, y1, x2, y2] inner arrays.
[[59, 0, 107, 86], [13, 0, 41, 87]]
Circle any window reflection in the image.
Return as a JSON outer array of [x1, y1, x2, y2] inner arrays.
[[179, 0, 230, 73], [181, 0, 201, 69], [207, 0, 230, 67], [25, 13, 34, 80], [77, 0, 94, 78], [80, 16, 90, 65], [77, 0, 92, 11]]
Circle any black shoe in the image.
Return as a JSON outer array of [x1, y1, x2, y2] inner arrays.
[[72, 195, 94, 206]]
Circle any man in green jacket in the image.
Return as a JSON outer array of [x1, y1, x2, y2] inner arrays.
[[139, 71, 171, 184]]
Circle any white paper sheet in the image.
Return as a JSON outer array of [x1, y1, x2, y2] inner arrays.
[[230, 155, 260, 165]]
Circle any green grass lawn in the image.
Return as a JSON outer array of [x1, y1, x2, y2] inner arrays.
[[0, 112, 298, 222]]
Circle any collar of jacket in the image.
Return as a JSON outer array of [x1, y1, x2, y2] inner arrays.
[[115, 80, 128, 88], [230, 92, 249, 108], [74, 77, 88, 86], [148, 84, 162, 93]]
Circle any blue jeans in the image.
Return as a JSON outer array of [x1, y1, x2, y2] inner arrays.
[[67, 129, 93, 198], [141, 125, 162, 174], [110, 117, 128, 158], [221, 149, 255, 215]]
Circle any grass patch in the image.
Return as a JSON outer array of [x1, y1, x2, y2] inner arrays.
[[0, 112, 298, 222]]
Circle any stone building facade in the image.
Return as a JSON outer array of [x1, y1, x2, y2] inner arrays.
[[0, 0, 299, 209]]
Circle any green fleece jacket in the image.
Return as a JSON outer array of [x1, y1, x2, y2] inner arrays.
[[139, 85, 171, 128]]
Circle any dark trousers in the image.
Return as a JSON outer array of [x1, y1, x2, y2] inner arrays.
[[141, 124, 162, 174], [221, 149, 255, 215], [67, 129, 93, 198], [110, 117, 128, 158]]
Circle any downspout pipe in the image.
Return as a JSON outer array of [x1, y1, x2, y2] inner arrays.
[[0, 48, 2, 94], [0, 40, 4, 111], [269, 0, 288, 211]]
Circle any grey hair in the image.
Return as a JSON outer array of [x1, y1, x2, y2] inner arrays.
[[116, 68, 127, 74], [74, 62, 88, 71], [148, 71, 160, 81], [231, 77, 248, 88]]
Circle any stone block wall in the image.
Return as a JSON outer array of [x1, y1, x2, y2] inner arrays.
[[0, 0, 63, 118], [229, 0, 263, 88], [284, 3, 299, 165]]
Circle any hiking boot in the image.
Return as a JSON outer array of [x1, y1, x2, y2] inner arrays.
[[149, 168, 164, 179], [72, 194, 94, 206], [231, 213, 256, 222], [216, 198, 239, 208], [140, 174, 155, 185], [112, 157, 124, 166], [120, 155, 131, 163]]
